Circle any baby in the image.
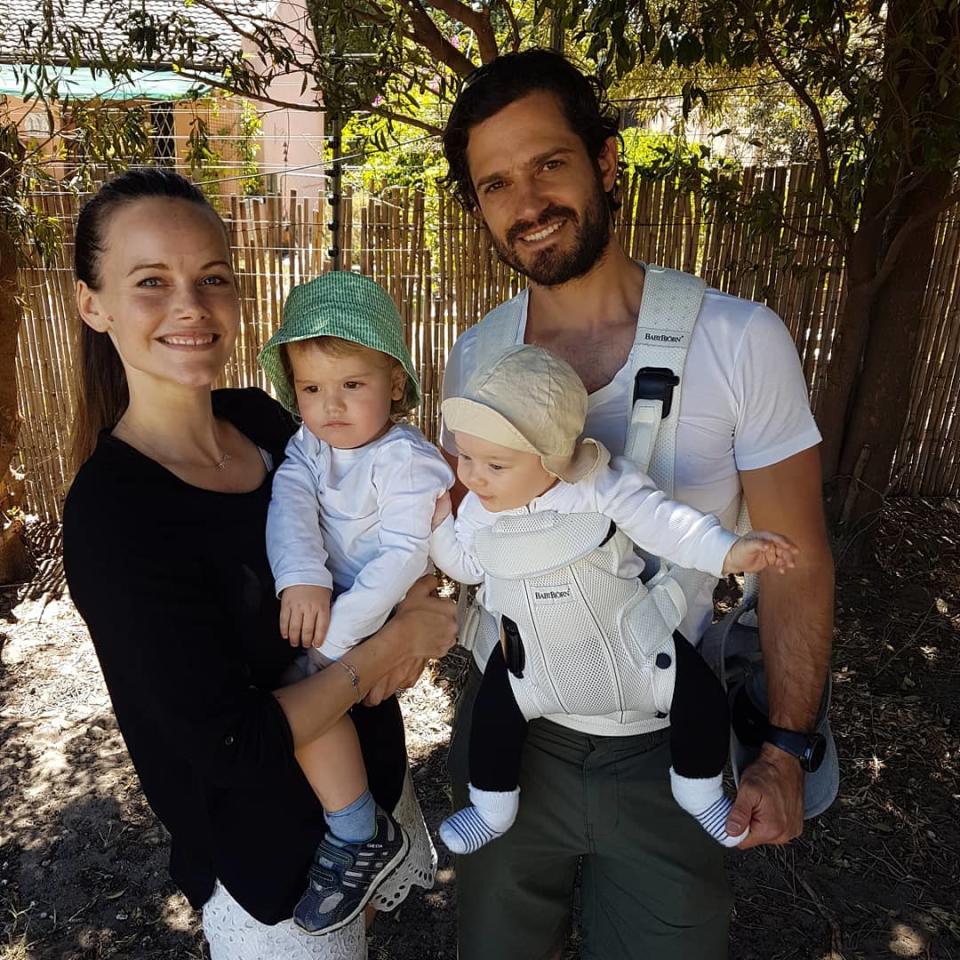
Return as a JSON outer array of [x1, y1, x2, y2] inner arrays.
[[259, 271, 452, 934], [430, 345, 798, 854]]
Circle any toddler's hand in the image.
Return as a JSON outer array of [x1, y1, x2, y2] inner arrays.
[[432, 491, 452, 530], [722, 531, 800, 575], [280, 584, 332, 648]]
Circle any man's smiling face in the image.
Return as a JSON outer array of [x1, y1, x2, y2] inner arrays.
[[465, 90, 617, 287]]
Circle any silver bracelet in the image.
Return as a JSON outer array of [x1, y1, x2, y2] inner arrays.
[[337, 660, 362, 702]]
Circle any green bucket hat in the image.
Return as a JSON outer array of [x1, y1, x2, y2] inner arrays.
[[258, 271, 421, 415]]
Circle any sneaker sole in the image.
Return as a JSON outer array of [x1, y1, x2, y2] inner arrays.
[[300, 825, 411, 936]]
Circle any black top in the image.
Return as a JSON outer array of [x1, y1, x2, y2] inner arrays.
[[63, 388, 380, 924]]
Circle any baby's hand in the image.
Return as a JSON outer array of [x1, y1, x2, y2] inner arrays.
[[722, 531, 800, 575], [432, 491, 453, 530], [280, 585, 332, 648]]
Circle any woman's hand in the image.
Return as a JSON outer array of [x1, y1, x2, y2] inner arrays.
[[363, 657, 427, 706], [391, 574, 458, 661], [362, 575, 456, 705]]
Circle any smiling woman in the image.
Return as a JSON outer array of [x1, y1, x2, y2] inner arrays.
[[60, 168, 456, 960], [70, 174, 239, 473]]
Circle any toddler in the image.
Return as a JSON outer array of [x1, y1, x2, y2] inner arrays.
[[259, 271, 452, 934], [430, 345, 798, 854]]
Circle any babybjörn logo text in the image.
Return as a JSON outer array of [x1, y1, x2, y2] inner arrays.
[[637, 327, 687, 346], [533, 585, 574, 603]]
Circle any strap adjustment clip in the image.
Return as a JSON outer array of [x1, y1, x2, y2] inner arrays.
[[633, 367, 680, 419]]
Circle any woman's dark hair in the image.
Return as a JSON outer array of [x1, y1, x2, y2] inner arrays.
[[71, 168, 222, 470], [442, 49, 622, 213]]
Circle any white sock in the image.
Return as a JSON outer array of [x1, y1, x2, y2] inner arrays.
[[669, 768, 749, 848], [439, 785, 520, 854]]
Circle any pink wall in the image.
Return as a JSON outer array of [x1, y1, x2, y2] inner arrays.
[[243, 0, 326, 210]]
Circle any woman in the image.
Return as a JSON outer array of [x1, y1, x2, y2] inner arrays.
[[62, 168, 456, 958]]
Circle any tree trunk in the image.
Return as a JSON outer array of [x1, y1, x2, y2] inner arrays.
[[824, 171, 953, 544], [0, 224, 30, 585]]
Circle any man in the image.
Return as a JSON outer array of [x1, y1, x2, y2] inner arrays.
[[439, 50, 834, 959]]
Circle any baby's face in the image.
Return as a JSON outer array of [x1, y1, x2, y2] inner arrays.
[[454, 432, 557, 512], [289, 341, 405, 449]]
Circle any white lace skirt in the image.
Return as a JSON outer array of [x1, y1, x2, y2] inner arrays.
[[202, 768, 436, 959]]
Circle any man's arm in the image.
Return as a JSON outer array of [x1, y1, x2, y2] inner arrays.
[[725, 445, 834, 847]]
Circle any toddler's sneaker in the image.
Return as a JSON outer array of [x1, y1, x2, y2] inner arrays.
[[294, 808, 409, 935]]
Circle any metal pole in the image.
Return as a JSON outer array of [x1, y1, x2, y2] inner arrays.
[[326, 103, 343, 271]]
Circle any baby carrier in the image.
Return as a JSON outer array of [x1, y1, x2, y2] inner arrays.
[[464, 266, 718, 730]]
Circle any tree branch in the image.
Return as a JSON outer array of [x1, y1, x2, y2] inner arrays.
[[869, 185, 960, 294], [368, 105, 444, 136], [735, 0, 852, 246], [494, 0, 521, 53], [185, 0, 316, 52], [397, 0, 478, 77], [423, 0, 498, 62], [173, 68, 324, 112]]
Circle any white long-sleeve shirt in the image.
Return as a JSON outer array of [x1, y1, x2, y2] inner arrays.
[[430, 455, 739, 603], [267, 423, 453, 660]]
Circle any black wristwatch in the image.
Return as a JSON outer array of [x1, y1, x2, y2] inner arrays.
[[764, 725, 826, 773]]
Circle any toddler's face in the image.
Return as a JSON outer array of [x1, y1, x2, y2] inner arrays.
[[289, 341, 405, 449], [454, 432, 557, 512]]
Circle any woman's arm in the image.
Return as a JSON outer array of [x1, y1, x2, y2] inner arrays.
[[274, 575, 456, 746], [65, 495, 454, 790]]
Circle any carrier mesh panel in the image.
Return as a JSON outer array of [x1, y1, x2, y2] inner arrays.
[[479, 515, 691, 720], [475, 512, 610, 580]]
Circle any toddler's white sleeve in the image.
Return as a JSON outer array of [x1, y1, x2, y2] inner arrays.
[[319, 440, 454, 660], [266, 429, 334, 595]]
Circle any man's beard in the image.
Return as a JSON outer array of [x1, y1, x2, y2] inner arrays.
[[490, 176, 611, 287]]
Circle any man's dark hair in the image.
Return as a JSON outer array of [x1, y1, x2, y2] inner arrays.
[[442, 49, 621, 213]]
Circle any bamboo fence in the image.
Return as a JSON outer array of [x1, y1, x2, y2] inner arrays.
[[14, 164, 960, 518]]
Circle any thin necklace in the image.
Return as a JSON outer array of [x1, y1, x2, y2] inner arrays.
[[115, 421, 232, 470]]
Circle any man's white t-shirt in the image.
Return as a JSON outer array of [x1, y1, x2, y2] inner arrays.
[[442, 284, 822, 712]]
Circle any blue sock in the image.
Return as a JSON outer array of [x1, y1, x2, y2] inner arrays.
[[325, 789, 376, 844]]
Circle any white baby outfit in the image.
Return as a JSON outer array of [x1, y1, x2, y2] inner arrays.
[[267, 422, 453, 660]]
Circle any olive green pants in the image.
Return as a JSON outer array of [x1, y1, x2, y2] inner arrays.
[[448, 662, 732, 960]]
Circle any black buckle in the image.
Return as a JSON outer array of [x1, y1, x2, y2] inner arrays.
[[502, 616, 525, 679], [633, 367, 680, 419]]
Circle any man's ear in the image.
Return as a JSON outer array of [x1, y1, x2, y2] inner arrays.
[[76, 280, 111, 334], [597, 136, 619, 193], [469, 200, 486, 226]]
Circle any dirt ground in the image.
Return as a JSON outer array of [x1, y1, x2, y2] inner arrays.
[[1, 499, 958, 960]]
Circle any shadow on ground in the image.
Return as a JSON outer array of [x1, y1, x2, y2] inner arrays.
[[2, 501, 959, 959]]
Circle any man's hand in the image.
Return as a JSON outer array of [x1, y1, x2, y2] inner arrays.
[[280, 584, 332, 648], [363, 657, 428, 706], [726, 743, 804, 847]]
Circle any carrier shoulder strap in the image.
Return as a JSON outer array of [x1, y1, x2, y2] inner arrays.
[[623, 264, 705, 496], [625, 265, 759, 599], [473, 289, 529, 373]]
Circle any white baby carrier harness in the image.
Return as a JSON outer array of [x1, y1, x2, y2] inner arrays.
[[462, 265, 751, 733]]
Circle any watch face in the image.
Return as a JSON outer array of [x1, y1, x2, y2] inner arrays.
[[804, 734, 827, 773]]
